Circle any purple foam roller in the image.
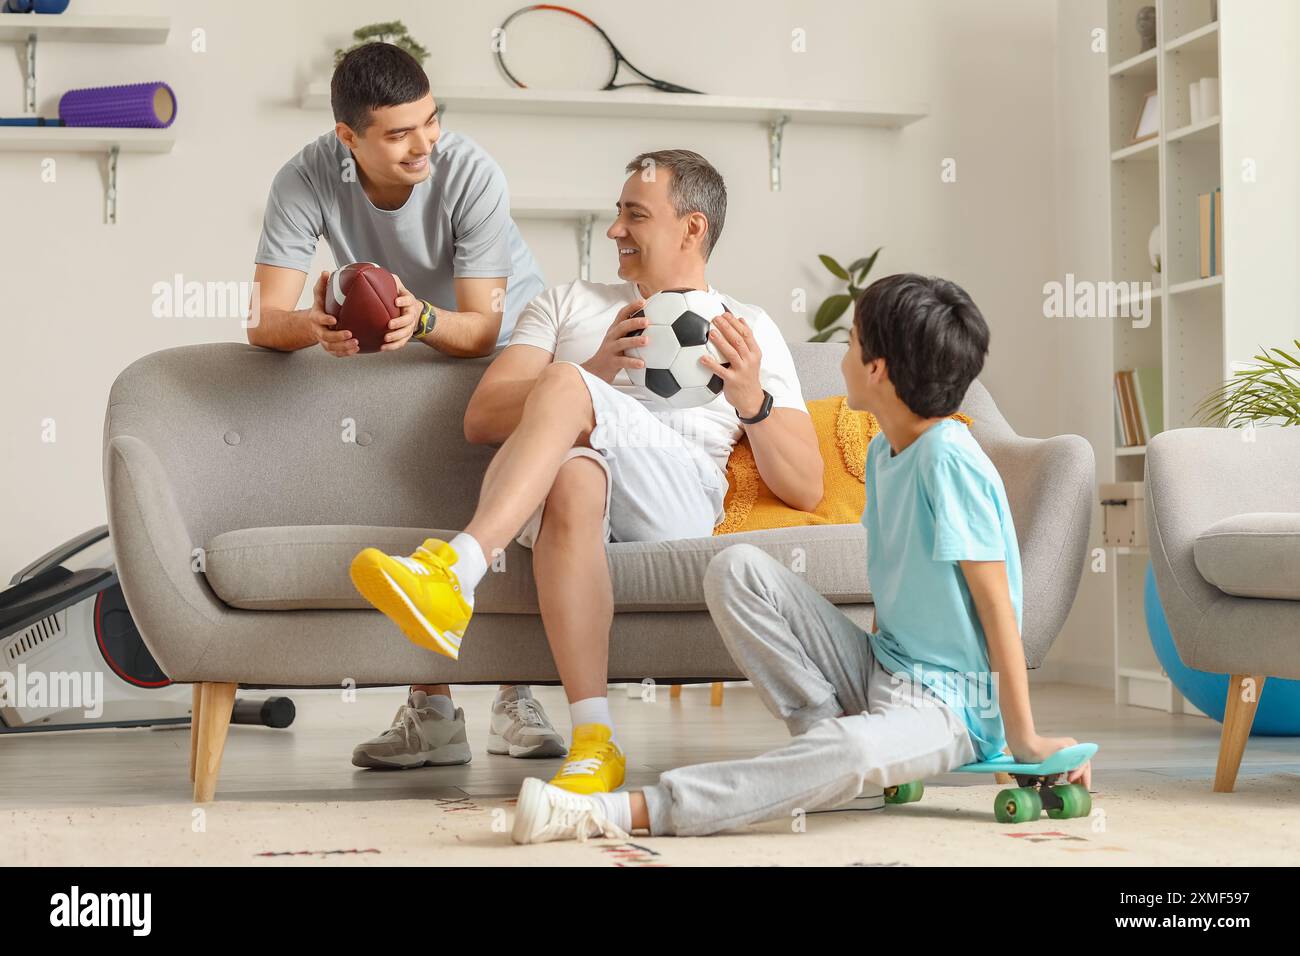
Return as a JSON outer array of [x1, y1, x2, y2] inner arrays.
[[58, 81, 177, 129]]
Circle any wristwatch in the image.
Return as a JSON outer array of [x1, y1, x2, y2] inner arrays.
[[414, 299, 438, 340], [737, 389, 774, 425]]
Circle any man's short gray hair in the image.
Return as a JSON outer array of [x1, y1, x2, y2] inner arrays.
[[625, 149, 727, 260]]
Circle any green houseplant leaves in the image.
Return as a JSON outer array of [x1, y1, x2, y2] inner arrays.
[[809, 248, 881, 342]]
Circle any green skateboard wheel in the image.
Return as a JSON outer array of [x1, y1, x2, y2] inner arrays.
[[884, 780, 924, 804], [994, 787, 1042, 823], [1046, 783, 1091, 820]]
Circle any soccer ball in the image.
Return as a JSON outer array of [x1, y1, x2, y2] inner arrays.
[[623, 289, 730, 409]]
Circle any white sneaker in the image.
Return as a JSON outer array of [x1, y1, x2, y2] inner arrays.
[[351, 691, 472, 769], [488, 687, 567, 758], [511, 777, 630, 845]]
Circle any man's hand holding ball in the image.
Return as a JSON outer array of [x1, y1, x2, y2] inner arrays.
[[310, 270, 358, 358], [581, 298, 647, 384], [380, 273, 422, 351], [700, 312, 765, 420]]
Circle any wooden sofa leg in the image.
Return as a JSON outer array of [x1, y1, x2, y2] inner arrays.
[[193, 682, 237, 803], [670, 684, 682, 700], [189, 684, 202, 783], [710, 682, 725, 707], [1214, 674, 1265, 793]]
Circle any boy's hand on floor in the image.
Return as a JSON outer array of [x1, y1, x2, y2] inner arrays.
[[1009, 734, 1091, 789]]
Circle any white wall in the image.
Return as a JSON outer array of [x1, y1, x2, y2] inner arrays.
[[2, 1, 1065, 608], [1046, 0, 1114, 688], [1220, 0, 1300, 369]]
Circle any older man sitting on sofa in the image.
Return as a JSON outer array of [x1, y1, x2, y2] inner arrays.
[[348, 147, 823, 794]]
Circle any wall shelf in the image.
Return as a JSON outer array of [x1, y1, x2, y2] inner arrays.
[[301, 81, 928, 192], [0, 13, 173, 223], [0, 127, 174, 225], [0, 12, 170, 43], [511, 196, 611, 281], [0, 127, 174, 153]]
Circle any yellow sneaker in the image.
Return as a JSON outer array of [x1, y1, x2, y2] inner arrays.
[[349, 538, 472, 660], [548, 724, 626, 794]]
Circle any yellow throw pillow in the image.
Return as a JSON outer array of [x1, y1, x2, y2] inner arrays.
[[713, 396, 972, 535]]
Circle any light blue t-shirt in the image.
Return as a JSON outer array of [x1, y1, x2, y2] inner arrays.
[[862, 418, 1019, 761], [255, 129, 545, 348]]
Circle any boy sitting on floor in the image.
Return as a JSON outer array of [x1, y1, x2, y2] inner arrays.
[[510, 273, 1092, 843]]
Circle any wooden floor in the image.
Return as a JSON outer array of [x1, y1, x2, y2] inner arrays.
[[1, 681, 1298, 810]]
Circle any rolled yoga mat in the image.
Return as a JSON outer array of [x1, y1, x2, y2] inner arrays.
[[58, 82, 177, 129]]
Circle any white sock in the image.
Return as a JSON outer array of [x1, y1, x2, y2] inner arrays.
[[589, 791, 633, 833], [426, 694, 455, 720], [570, 696, 615, 740], [447, 532, 487, 595]]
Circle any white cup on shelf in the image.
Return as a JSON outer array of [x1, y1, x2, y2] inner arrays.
[[1198, 77, 1220, 121]]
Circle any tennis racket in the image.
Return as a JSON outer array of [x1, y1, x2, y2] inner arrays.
[[494, 4, 705, 94]]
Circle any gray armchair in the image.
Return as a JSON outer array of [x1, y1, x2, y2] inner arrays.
[[103, 340, 1094, 801], [1147, 426, 1300, 792]]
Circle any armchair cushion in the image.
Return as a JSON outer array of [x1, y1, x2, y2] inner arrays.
[[203, 522, 872, 613], [1194, 512, 1300, 600]]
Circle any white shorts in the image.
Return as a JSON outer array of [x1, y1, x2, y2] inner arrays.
[[515, 362, 729, 549]]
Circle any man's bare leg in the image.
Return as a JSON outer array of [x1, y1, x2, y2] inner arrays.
[[532, 457, 613, 704], [463, 362, 596, 555]]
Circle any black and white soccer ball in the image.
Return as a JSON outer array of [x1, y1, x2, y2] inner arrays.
[[623, 289, 730, 409]]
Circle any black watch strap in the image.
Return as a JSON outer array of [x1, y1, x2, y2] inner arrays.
[[738, 389, 774, 424]]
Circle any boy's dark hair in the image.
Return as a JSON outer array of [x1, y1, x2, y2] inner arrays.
[[852, 274, 989, 418], [331, 43, 430, 134]]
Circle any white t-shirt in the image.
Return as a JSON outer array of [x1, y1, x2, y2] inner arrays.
[[509, 279, 808, 476]]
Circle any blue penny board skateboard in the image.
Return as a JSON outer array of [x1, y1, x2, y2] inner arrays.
[[883, 743, 1097, 823]]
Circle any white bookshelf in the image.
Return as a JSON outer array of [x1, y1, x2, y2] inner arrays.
[[1105, 0, 1228, 715], [1100, 0, 1300, 715]]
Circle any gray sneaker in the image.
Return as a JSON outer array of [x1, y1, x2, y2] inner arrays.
[[487, 687, 567, 758], [352, 691, 472, 769]]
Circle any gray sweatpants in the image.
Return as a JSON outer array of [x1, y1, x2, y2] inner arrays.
[[642, 543, 976, 837]]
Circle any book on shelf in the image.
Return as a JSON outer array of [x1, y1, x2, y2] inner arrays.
[[1115, 371, 1136, 446], [1132, 367, 1162, 443], [1114, 368, 1161, 446], [1199, 188, 1224, 278]]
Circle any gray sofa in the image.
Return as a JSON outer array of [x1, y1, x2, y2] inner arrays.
[[1146, 427, 1300, 792], [103, 340, 1094, 800]]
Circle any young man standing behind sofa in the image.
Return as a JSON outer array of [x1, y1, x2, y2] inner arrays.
[[248, 43, 565, 769], [509, 273, 1093, 843]]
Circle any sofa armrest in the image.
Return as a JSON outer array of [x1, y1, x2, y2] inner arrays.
[[104, 434, 226, 678], [980, 431, 1095, 667]]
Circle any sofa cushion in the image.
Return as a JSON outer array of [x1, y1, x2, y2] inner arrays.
[[203, 523, 870, 612], [1194, 512, 1300, 600]]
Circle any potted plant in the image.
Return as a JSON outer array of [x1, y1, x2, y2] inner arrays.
[[1197, 341, 1300, 426], [336, 21, 430, 66], [808, 247, 881, 342]]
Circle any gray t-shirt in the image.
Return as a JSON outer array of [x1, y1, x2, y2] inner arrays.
[[255, 129, 545, 348]]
